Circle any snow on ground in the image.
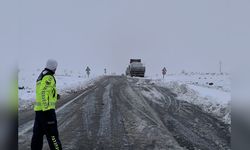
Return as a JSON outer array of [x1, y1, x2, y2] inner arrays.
[[19, 70, 231, 124], [149, 72, 231, 124], [18, 69, 99, 111], [150, 72, 230, 92], [141, 87, 165, 105]]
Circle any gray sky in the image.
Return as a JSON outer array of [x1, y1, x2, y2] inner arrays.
[[1, 0, 250, 76]]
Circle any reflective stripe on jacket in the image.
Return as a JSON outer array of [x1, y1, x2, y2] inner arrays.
[[34, 70, 57, 111]]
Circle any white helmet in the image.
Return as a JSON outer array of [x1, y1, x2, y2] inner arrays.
[[46, 59, 58, 72]]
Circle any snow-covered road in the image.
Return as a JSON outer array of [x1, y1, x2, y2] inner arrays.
[[18, 76, 230, 150]]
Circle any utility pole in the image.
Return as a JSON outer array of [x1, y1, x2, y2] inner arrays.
[[219, 61, 222, 74], [104, 68, 107, 75]]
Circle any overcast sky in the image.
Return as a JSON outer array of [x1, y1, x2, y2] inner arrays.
[[1, 0, 250, 76]]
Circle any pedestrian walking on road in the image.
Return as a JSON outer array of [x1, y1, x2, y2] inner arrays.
[[31, 59, 62, 150]]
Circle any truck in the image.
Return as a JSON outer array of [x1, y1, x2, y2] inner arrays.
[[126, 59, 146, 77]]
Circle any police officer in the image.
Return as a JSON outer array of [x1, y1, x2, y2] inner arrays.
[[31, 59, 62, 150]]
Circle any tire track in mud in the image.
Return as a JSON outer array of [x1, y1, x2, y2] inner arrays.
[[116, 77, 184, 150], [79, 77, 132, 150], [62, 78, 110, 150], [129, 78, 231, 150]]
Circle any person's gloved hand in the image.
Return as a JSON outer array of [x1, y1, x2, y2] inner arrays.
[[57, 94, 61, 100]]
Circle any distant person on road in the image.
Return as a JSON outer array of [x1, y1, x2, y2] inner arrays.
[[31, 59, 62, 150]]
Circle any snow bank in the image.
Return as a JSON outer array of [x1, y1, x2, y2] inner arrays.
[[141, 87, 165, 105], [150, 73, 231, 92], [150, 73, 231, 124]]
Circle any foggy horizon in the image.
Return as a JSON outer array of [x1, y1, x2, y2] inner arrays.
[[2, 0, 248, 76]]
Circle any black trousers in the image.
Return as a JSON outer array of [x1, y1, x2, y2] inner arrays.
[[31, 109, 62, 150]]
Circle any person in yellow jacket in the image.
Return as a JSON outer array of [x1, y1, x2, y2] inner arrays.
[[31, 59, 62, 150]]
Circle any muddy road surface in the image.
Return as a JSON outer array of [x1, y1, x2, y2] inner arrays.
[[19, 76, 230, 150]]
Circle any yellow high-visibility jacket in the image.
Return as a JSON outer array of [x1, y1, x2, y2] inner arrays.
[[34, 70, 57, 111]]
